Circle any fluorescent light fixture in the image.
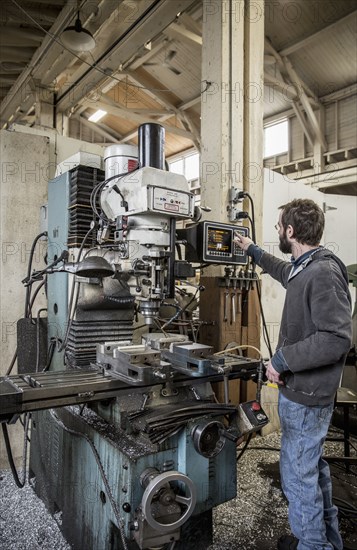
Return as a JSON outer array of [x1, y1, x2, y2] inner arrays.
[[88, 110, 107, 123]]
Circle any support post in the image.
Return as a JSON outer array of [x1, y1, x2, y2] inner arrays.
[[200, 0, 264, 364]]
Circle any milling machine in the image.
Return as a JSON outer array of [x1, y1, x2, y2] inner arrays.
[[0, 124, 267, 550]]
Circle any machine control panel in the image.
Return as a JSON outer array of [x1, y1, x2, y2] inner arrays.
[[180, 221, 249, 265], [236, 400, 269, 436], [148, 185, 195, 217]]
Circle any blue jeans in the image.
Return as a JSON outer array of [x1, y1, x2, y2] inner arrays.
[[278, 392, 343, 550]]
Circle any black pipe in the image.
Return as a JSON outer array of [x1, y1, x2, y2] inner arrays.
[[167, 218, 176, 298], [138, 123, 165, 170]]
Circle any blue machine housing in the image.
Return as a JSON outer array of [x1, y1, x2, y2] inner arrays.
[[28, 166, 240, 550]]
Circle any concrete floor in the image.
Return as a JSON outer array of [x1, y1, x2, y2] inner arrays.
[[0, 431, 356, 550]]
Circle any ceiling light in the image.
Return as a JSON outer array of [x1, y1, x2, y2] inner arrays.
[[88, 110, 107, 123], [61, 12, 96, 52]]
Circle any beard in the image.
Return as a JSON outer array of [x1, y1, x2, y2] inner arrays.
[[279, 232, 292, 254]]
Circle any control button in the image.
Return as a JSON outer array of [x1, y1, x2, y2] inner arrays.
[[251, 401, 261, 411]]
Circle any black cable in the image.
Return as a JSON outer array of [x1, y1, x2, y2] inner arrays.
[[2, 413, 31, 488], [6, 350, 18, 376], [1, 424, 25, 488], [23, 250, 68, 286], [35, 308, 47, 372], [90, 171, 133, 222], [43, 339, 56, 372], [161, 288, 199, 330], [236, 432, 253, 461], [27, 279, 46, 317], [243, 193, 256, 243], [256, 278, 273, 358], [333, 497, 357, 513], [241, 193, 272, 356], [24, 231, 47, 317]]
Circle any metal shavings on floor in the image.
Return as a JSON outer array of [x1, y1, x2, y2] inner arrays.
[[0, 430, 356, 550], [0, 472, 70, 550], [208, 431, 357, 550]]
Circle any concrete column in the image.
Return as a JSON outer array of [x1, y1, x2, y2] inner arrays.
[[243, 0, 265, 245], [201, 0, 244, 227], [199, 0, 265, 368], [200, 0, 264, 241], [0, 130, 49, 468]]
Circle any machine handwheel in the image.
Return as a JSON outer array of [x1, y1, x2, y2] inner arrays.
[[141, 471, 197, 533]]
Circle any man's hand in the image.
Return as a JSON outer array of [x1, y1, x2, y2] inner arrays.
[[233, 232, 254, 252], [265, 360, 284, 385]]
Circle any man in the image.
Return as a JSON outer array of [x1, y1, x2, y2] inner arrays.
[[234, 199, 352, 550]]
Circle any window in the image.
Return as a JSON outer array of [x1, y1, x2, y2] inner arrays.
[[169, 158, 184, 175], [264, 119, 289, 158], [184, 154, 200, 181], [168, 151, 200, 181]]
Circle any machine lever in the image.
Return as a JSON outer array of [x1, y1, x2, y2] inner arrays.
[[220, 428, 239, 443]]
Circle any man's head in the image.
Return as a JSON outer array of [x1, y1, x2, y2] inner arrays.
[[277, 199, 325, 254]]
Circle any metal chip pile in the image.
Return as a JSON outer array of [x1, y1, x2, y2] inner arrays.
[[0, 472, 70, 550]]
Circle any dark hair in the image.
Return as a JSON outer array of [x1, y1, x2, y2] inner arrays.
[[279, 199, 325, 245]]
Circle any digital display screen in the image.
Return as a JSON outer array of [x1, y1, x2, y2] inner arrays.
[[207, 227, 232, 254]]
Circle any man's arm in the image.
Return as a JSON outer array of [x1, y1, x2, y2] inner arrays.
[[234, 234, 291, 288]]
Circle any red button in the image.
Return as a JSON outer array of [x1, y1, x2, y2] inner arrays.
[[251, 401, 261, 411]]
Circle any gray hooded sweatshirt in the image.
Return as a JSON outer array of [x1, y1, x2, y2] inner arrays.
[[248, 245, 352, 406]]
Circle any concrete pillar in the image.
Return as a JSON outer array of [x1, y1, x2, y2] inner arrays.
[[243, 0, 265, 245], [199, 1, 265, 403], [200, 0, 264, 244], [0, 130, 49, 468], [201, 0, 244, 228]]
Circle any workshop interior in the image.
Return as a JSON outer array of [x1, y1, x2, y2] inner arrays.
[[0, 1, 357, 549], [1, 121, 271, 550]]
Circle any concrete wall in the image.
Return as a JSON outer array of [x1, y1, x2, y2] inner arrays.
[[0, 128, 105, 468], [0, 130, 50, 466]]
